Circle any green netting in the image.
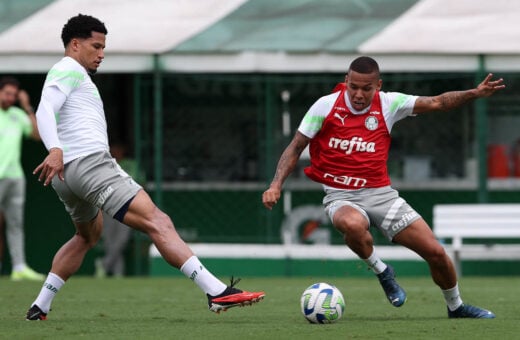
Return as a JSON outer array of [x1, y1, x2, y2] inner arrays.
[[6, 70, 520, 275], [127, 71, 519, 247]]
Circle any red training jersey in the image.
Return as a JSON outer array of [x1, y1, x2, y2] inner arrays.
[[304, 85, 391, 189]]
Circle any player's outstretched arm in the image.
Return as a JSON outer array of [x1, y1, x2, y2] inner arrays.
[[262, 131, 310, 210], [413, 73, 505, 114]]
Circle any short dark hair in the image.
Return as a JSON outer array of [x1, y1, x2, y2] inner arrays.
[[348, 56, 380, 75], [61, 14, 107, 47], [0, 76, 20, 90]]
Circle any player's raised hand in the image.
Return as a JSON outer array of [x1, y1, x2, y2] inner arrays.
[[33, 148, 64, 186], [17, 89, 31, 108], [476, 73, 505, 97]]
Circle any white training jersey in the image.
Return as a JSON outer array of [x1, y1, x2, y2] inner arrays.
[[42, 56, 109, 164], [298, 90, 418, 138]]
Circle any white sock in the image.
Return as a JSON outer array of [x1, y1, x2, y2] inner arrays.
[[180, 256, 227, 296], [32, 272, 65, 314], [363, 251, 387, 274], [13, 263, 26, 272], [443, 283, 463, 311]]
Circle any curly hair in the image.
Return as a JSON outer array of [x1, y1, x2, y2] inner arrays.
[[61, 14, 108, 47], [349, 56, 380, 76]]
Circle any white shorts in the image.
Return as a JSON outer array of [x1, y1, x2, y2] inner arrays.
[[323, 186, 421, 241], [52, 151, 142, 223]]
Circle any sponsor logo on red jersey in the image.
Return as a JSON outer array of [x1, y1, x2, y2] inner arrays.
[[328, 136, 376, 154]]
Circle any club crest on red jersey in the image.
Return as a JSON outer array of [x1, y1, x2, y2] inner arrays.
[[365, 116, 378, 131]]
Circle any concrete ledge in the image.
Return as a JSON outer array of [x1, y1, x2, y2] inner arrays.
[[148, 243, 520, 277], [442, 244, 520, 260], [149, 243, 424, 260]]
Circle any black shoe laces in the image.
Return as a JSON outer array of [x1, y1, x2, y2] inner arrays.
[[230, 276, 241, 288]]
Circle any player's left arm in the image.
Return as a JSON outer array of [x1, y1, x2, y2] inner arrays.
[[413, 73, 505, 114]]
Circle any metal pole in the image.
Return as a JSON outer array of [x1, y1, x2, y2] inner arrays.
[[134, 74, 142, 187], [281, 90, 292, 215], [476, 55, 488, 203], [153, 54, 163, 208], [133, 74, 143, 275], [264, 79, 274, 242]]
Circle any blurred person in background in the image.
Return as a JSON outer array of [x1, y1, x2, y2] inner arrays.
[[263, 56, 504, 319], [0, 211, 4, 274], [26, 13, 264, 321], [0, 76, 44, 281]]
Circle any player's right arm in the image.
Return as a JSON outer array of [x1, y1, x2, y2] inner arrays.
[[33, 86, 67, 186], [262, 131, 310, 210], [262, 94, 332, 210]]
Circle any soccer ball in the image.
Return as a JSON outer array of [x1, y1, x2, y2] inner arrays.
[[300, 282, 345, 324]]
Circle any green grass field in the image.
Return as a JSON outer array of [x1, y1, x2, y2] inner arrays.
[[2, 276, 519, 339]]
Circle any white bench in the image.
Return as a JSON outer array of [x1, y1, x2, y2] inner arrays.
[[433, 203, 520, 275]]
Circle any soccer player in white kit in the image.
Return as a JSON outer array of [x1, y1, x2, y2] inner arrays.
[[26, 14, 264, 320], [263, 56, 504, 318]]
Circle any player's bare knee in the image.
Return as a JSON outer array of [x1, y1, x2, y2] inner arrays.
[[76, 228, 101, 248], [334, 214, 367, 236], [425, 245, 450, 267], [75, 217, 102, 248]]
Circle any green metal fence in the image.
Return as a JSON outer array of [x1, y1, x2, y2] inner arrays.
[[131, 70, 520, 247], [6, 70, 520, 276]]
